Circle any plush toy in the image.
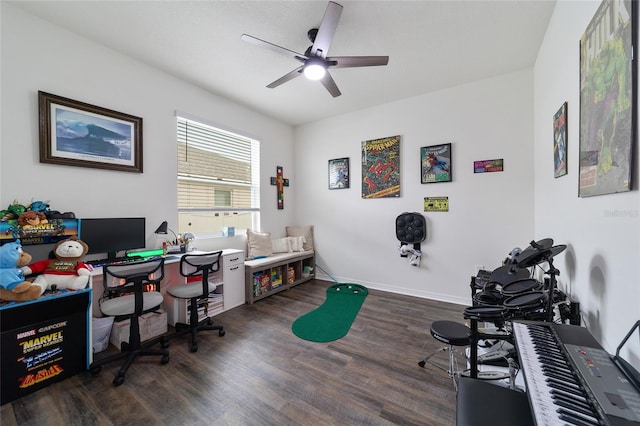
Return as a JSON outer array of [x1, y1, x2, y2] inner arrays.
[[1, 200, 27, 221], [24, 237, 91, 296], [28, 201, 51, 217], [18, 211, 49, 229], [0, 241, 42, 302]]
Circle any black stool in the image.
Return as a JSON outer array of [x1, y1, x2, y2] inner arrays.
[[419, 320, 471, 390]]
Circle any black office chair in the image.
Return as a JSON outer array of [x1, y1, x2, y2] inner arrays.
[[162, 251, 225, 352], [90, 258, 169, 386]]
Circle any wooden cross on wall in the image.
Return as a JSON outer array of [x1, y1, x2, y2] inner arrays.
[[270, 166, 289, 210]]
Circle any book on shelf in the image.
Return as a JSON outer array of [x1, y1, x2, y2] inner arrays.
[[271, 266, 283, 289]]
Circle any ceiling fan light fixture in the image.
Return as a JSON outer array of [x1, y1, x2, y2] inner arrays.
[[304, 62, 326, 80], [242, 1, 388, 96]]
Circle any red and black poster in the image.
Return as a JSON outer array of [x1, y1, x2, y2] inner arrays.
[[361, 135, 401, 199]]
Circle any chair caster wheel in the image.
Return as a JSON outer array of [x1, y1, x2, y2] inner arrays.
[[219, 329, 225, 337], [90, 365, 102, 375], [206, 318, 213, 326], [113, 375, 125, 386], [190, 344, 198, 353], [418, 360, 426, 368], [161, 354, 170, 364]]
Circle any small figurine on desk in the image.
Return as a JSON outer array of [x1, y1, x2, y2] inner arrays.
[[0, 240, 41, 302], [24, 237, 91, 296]]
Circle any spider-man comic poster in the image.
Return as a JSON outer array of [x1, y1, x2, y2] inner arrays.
[[361, 135, 400, 198], [421, 143, 452, 183]]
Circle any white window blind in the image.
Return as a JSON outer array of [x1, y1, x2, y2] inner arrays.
[[177, 116, 260, 235]]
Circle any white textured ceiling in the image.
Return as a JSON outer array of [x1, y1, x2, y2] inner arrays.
[[10, 0, 556, 126]]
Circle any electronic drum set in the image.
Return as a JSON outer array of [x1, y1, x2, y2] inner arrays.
[[466, 238, 567, 326], [419, 238, 569, 386], [464, 238, 567, 382]]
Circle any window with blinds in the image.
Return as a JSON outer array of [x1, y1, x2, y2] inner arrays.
[[177, 116, 260, 236]]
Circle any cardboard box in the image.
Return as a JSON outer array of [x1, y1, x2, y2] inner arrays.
[[110, 309, 167, 349]]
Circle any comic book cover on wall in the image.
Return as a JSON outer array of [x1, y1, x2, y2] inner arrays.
[[579, 0, 635, 197], [554, 102, 568, 178], [361, 135, 400, 198]]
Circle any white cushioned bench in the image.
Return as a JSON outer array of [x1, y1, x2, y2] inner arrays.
[[244, 226, 315, 303]]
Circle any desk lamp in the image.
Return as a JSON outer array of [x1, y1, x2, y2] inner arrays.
[[154, 221, 184, 254], [154, 221, 178, 245]]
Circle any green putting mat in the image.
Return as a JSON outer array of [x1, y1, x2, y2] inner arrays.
[[292, 283, 368, 342]]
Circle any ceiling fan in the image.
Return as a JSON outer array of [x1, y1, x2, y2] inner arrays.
[[241, 1, 389, 97]]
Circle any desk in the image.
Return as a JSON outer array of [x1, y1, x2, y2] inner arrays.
[[0, 288, 91, 405], [89, 250, 245, 334]]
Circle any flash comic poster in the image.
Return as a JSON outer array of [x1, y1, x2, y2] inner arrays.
[[361, 135, 400, 198]]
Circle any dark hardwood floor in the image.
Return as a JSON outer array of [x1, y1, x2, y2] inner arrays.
[[1, 279, 468, 425]]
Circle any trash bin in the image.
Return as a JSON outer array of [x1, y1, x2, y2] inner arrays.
[[92, 316, 114, 353]]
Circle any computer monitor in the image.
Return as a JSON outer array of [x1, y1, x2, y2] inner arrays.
[[79, 217, 146, 260]]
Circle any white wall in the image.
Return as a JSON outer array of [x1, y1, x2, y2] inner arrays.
[[534, 1, 640, 360], [0, 3, 295, 257], [294, 70, 535, 305]]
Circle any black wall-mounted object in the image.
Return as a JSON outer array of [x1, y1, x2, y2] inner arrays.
[[396, 212, 426, 256]]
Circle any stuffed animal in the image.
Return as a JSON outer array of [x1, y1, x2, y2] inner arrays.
[[28, 201, 51, 217], [0, 241, 42, 302], [1, 200, 27, 221], [24, 237, 91, 296], [18, 211, 49, 229]]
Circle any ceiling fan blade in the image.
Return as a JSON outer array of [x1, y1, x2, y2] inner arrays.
[[311, 1, 343, 58], [327, 56, 389, 68], [241, 34, 307, 61], [320, 71, 341, 97], [266, 66, 304, 89]]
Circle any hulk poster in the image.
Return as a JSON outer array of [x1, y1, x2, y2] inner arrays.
[[579, 0, 635, 197]]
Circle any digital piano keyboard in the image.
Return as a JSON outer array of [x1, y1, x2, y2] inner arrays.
[[512, 321, 640, 426]]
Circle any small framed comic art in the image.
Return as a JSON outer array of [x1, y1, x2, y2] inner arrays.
[[554, 102, 568, 178], [328, 157, 349, 189], [38, 91, 143, 173], [421, 143, 452, 183]]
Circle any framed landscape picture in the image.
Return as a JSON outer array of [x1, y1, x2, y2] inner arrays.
[[421, 143, 452, 183], [328, 157, 350, 189], [579, 0, 636, 196], [554, 102, 568, 178], [39, 91, 143, 173]]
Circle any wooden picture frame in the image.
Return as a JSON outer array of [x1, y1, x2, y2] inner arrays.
[[420, 143, 452, 183], [38, 91, 143, 173], [579, 0, 636, 196], [554, 102, 568, 178], [328, 157, 350, 189]]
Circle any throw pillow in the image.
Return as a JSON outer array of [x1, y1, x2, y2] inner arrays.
[[271, 237, 292, 253], [247, 229, 273, 258], [286, 225, 313, 251], [288, 236, 306, 252]]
